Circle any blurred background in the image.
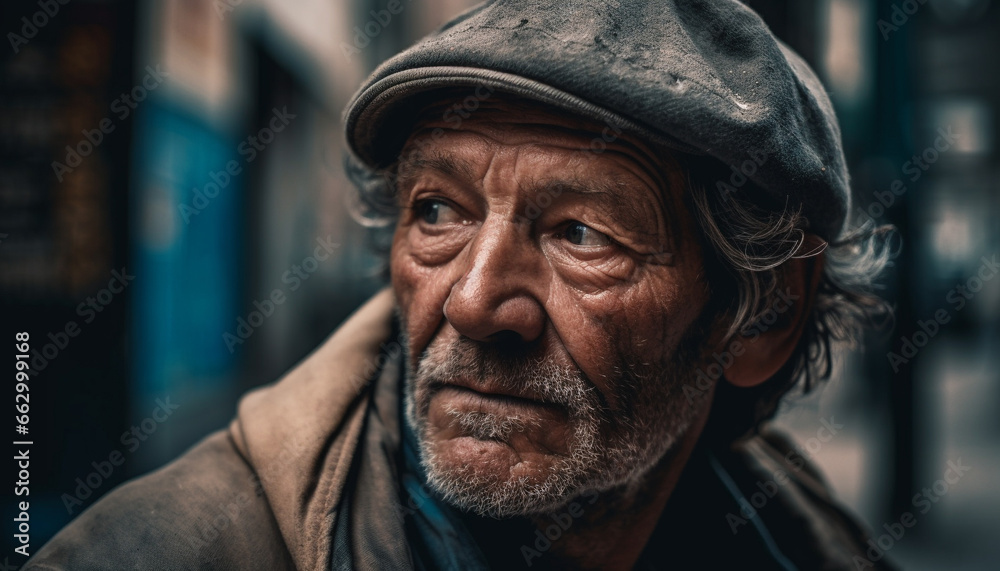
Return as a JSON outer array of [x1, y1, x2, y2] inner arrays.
[[1, 0, 997, 568]]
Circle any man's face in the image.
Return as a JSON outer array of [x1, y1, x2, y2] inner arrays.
[[391, 98, 715, 518]]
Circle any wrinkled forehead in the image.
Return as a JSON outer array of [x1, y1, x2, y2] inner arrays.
[[399, 90, 683, 197]]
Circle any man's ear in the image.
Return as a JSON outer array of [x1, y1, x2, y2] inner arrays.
[[724, 240, 826, 388]]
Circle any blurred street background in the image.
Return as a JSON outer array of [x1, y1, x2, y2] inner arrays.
[[1, 0, 998, 568]]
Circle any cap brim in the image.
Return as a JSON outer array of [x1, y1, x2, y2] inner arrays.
[[343, 66, 700, 169]]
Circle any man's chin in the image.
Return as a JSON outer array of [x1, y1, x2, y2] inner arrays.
[[435, 434, 563, 480], [422, 436, 584, 518]]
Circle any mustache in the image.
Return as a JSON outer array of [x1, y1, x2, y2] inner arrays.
[[412, 336, 602, 409]]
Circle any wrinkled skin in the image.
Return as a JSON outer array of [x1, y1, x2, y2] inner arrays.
[[391, 97, 719, 569]]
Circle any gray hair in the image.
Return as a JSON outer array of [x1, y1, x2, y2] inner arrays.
[[683, 155, 893, 442]]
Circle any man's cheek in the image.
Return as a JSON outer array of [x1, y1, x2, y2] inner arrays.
[[391, 283, 412, 325], [618, 279, 698, 360], [390, 241, 415, 306], [390, 249, 435, 326], [393, 261, 455, 364]]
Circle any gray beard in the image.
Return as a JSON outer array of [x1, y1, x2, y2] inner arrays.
[[403, 333, 711, 519]]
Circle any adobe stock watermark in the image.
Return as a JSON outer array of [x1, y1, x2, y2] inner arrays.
[[514, 183, 566, 226], [394, 478, 433, 525], [340, 0, 414, 61], [716, 148, 768, 202], [520, 490, 600, 566], [213, 0, 243, 20], [391, 476, 599, 567], [853, 459, 971, 569], [512, 115, 627, 224], [191, 331, 400, 564], [51, 65, 170, 181], [222, 235, 339, 353], [854, 126, 959, 226], [187, 437, 308, 554], [379, 84, 496, 191], [684, 287, 800, 404], [349, 340, 403, 393], [725, 416, 844, 534], [507, 123, 762, 235], [580, 116, 626, 157], [178, 106, 296, 223], [185, 473, 264, 552], [60, 397, 180, 514], [7, 0, 71, 54], [887, 253, 998, 372], [878, 0, 929, 41], [26, 268, 135, 378]]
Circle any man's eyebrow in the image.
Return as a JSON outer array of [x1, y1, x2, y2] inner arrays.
[[531, 179, 622, 197], [531, 178, 648, 224], [396, 151, 477, 185]]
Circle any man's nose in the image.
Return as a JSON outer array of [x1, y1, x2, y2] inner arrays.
[[443, 218, 546, 343]]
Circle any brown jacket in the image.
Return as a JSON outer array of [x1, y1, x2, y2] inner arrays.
[[26, 289, 894, 570]]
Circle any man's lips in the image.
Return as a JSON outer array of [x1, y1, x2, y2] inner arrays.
[[426, 383, 571, 451], [429, 380, 563, 413]]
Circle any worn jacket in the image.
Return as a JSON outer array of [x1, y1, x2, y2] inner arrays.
[[26, 289, 894, 570]]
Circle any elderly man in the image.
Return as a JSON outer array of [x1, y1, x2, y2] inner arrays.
[[29, 1, 895, 570]]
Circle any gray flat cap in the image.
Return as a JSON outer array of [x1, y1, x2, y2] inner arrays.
[[344, 0, 850, 241]]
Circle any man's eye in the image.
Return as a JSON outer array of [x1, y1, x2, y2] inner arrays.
[[416, 200, 456, 224], [564, 222, 611, 247]]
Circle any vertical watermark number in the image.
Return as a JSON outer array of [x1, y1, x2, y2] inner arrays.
[[13, 332, 33, 558]]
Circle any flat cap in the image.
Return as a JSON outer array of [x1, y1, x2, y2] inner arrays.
[[344, 0, 850, 241]]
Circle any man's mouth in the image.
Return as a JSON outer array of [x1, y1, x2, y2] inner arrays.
[[427, 383, 570, 446], [430, 379, 561, 409], [426, 380, 568, 425]]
